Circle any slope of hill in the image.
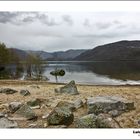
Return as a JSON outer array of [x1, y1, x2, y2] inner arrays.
[[9, 48, 28, 60], [10, 48, 86, 61], [75, 40, 140, 61]]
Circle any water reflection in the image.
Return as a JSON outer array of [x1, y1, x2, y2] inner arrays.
[[44, 61, 140, 85]]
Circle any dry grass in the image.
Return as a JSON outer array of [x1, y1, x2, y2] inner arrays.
[[0, 80, 140, 128]]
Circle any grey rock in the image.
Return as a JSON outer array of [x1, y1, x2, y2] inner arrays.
[[47, 107, 74, 125], [9, 102, 22, 113], [55, 80, 79, 95], [30, 106, 40, 109], [27, 98, 41, 107], [0, 88, 17, 94], [20, 90, 30, 96], [76, 114, 97, 128], [76, 113, 120, 128], [108, 110, 121, 117], [56, 101, 75, 112], [42, 113, 49, 119], [74, 99, 84, 109], [0, 112, 5, 118], [28, 123, 37, 128], [96, 114, 120, 128], [87, 96, 135, 115], [0, 117, 18, 128], [15, 104, 37, 120], [8, 117, 27, 121], [138, 120, 140, 125]]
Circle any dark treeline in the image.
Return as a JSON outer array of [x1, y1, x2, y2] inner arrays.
[[0, 42, 46, 80]]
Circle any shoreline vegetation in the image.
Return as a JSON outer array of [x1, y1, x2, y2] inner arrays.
[[0, 80, 140, 128]]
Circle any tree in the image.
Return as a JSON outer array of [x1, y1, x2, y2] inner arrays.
[[0, 42, 10, 65], [25, 53, 45, 80], [0, 42, 23, 79], [50, 68, 65, 82]]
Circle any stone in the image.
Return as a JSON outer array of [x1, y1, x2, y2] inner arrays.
[[20, 90, 30, 96], [0, 88, 17, 94], [74, 99, 84, 109], [76, 113, 120, 128], [138, 120, 140, 124], [27, 98, 41, 107], [15, 104, 37, 120], [56, 101, 75, 112], [0, 117, 18, 128], [28, 123, 37, 128], [0, 112, 5, 118], [108, 110, 121, 117], [9, 102, 22, 113], [76, 114, 97, 128], [30, 106, 40, 109], [87, 96, 135, 115], [42, 113, 50, 119], [47, 107, 74, 126], [96, 114, 120, 128], [55, 80, 79, 95], [49, 125, 67, 128], [40, 104, 47, 109], [8, 117, 27, 121], [44, 123, 48, 128]]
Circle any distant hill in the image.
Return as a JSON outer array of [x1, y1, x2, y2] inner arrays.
[[9, 48, 28, 60], [10, 48, 86, 61], [75, 40, 140, 61]]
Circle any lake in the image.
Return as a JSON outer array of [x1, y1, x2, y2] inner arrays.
[[43, 61, 140, 85]]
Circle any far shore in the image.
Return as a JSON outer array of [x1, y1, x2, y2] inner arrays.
[[0, 79, 140, 87]]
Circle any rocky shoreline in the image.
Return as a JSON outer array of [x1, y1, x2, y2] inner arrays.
[[0, 80, 139, 128]]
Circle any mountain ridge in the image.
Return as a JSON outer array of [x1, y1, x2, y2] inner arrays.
[[10, 40, 140, 61], [10, 48, 87, 61], [75, 40, 140, 61]]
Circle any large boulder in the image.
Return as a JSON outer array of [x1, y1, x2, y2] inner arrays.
[[56, 101, 75, 112], [20, 90, 30, 96], [0, 117, 18, 128], [47, 107, 74, 126], [76, 114, 97, 128], [15, 104, 37, 120], [74, 99, 84, 109], [87, 96, 135, 115], [9, 102, 23, 113], [55, 80, 79, 95], [0, 88, 17, 94], [76, 113, 120, 128], [96, 114, 120, 128]]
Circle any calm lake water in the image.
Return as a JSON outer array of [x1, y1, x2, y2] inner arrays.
[[43, 61, 140, 85]]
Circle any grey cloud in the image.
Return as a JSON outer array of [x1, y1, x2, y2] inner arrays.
[[0, 12, 37, 25], [37, 14, 60, 26], [0, 12, 140, 52], [0, 12, 61, 26], [62, 15, 73, 26], [74, 33, 118, 39], [0, 12, 18, 23], [96, 22, 112, 29]]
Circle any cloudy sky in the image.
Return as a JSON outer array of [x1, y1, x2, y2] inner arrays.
[[0, 12, 140, 52]]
